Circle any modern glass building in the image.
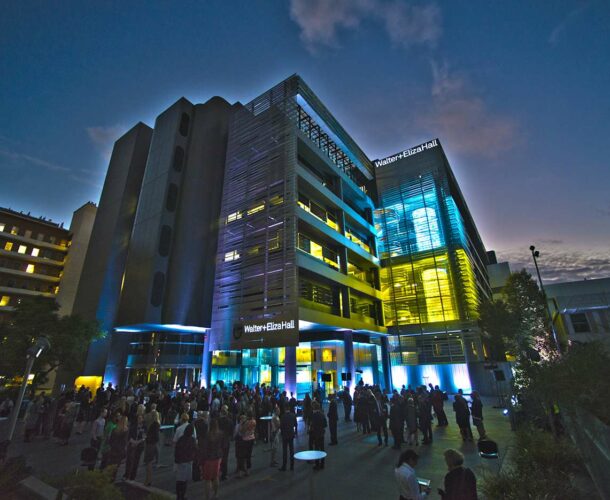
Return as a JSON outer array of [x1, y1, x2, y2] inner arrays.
[[77, 75, 493, 395]]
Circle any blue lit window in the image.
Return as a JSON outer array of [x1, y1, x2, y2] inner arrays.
[[412, 207, 441, 251]]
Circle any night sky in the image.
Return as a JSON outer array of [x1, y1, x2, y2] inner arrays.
[[1, 1, 609, 282]]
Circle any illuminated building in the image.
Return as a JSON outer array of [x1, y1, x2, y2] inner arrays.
[[76, 76, 494, 395], [0, 203, 96, 321], [374, 139, 492, 392]]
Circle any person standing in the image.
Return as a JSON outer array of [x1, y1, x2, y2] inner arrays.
[[91, 408, 107, 451], [438, 449, 478, 499], [201, 419, 224, 500], [309, 401, 327, 470], [342, 387, 352, 422], [144, 410, 160, 486], [278, 406, 297, 471], [303, 393, 312, 428], [453, 395, 473, 442], [406, 398, 419, 446], [418, 394, 433, 445], [431, 386, 448, 426], [125, 414, 146, 480], [327, 394, 338, 445], [217, 405, 233, 481], [389, 397, 404, 449], [395, 449, 430, 500], [470, 391, 487, 440], [107, 415, 129, 479], [270, 406, 281, 466], [174, 424, 197, 500]]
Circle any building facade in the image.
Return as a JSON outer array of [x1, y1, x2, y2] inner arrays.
[[79, 75, 494, 396]]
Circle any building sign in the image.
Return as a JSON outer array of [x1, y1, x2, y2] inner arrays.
[[230, 316, 299, 349], [374, 139, 438, 168]]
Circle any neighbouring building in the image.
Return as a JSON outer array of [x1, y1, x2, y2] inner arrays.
[[546, 278, 610, 347], [486, 251, 511, 301], [77, 75, 497, 395]]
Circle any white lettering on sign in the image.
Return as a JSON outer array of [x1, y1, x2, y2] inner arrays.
[[243, 320, 296, 333], [374, 139, 438, 168]]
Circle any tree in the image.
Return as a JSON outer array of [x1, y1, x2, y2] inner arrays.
[[479, 269, 554, 363], [0, 297, 103, 386]]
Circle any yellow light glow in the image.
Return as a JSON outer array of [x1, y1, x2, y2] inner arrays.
[[247, 203, 265, 215], [227, 211, 243, 223], [18, 245, 27, 254], [31, 248, 40, 257], [26, 264, 35, 274], [322, 348, 334, 362], [74, 376, 103, 392], [0, 296, 10, 307], [4, 242, 13, 251], [224, 250, 240, 262], [270, 195, 284, 206]]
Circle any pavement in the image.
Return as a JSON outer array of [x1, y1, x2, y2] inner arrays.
[[3, 397, 514, 499]]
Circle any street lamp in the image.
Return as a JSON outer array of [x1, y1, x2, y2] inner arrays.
[[529, 246, 562, 354], [5, 336, 51, 443]]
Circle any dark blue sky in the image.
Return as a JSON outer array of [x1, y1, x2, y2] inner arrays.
[[1, 0, 609, 281]]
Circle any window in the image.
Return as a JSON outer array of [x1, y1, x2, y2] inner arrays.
[[0, 296, 9, 306], [158, 225, 172, 257], [173, 146, 185, 172], [179, 113, 190, 137], [226, 211, 243, 223], [150, 272, 165, 307], [570, 313, 590, 333], [4, 242, 13, 251], [0, 224, 4, 232], [412, 207, 441, 252], [18, 245, 27, 254], [166, 183, 178, 212], [10, 226, 18, 235], [224, 250, 240, 262], [247, 202, 265, 216], [26, 264, 35, 273], [31, 248, 40, 257], [24, 230, 32, 238]]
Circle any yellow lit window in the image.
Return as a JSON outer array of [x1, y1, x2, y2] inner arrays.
[[18, 245, 27, 254], [227, 211, 243, 223], [247, 246, 262, 256], [224, 250, 240, 262], [10, 226, 18, 235], [4, 242, 13, 251], [297, 200, 310, 213], [269, 195, 284, 206], [0, 296, 10, 307], [0, 224, 4, 232], [26, 264, 35, 273], [247, 202, 265, 215], [54, 286, 60, 294], [31, 248, 40, 257]]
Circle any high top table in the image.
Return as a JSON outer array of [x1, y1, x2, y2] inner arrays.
[[293, 450, 327, 500], [259, 415, 273, 450]]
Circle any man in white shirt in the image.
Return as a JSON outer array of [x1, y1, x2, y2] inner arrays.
[[395, 449, 430, 500]]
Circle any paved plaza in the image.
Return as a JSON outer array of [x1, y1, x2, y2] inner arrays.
[[5, 397, 513, 499]]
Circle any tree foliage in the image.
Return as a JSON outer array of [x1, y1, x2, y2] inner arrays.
[[0, 297, 103, 385], [479, 269, 554, 362]]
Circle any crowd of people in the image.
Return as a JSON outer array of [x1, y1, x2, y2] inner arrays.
[[1, 378, 488, 499]]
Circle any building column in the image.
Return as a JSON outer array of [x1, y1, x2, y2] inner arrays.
[[284, 345, 297, 396], [200, 333, 212, 388], [343, 331, 355, 390], [380, 336, 392, 391]]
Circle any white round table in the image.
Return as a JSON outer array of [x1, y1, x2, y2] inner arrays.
[[294, 450, 327, 500]]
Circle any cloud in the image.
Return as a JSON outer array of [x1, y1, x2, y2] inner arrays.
[[416, 61, 519, 158], [86, 124, 127, 162], [548, 4, 590, 46], [289, 0, 442, 52], [496, 246, 610, 283], [0, 147, 70, 173]]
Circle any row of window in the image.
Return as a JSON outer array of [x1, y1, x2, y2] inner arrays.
[[0, 223, 69, 247], [0, 279, 58, 294], [226, 195, 284, 224]]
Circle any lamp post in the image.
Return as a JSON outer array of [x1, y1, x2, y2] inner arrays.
[[529, 246, 562, 354], [5, 336, 51, 443]]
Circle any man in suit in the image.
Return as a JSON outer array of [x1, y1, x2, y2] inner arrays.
[[327, 394, 338, 445], [309, 401, 327, 470], [278, 406, 297, 471]]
